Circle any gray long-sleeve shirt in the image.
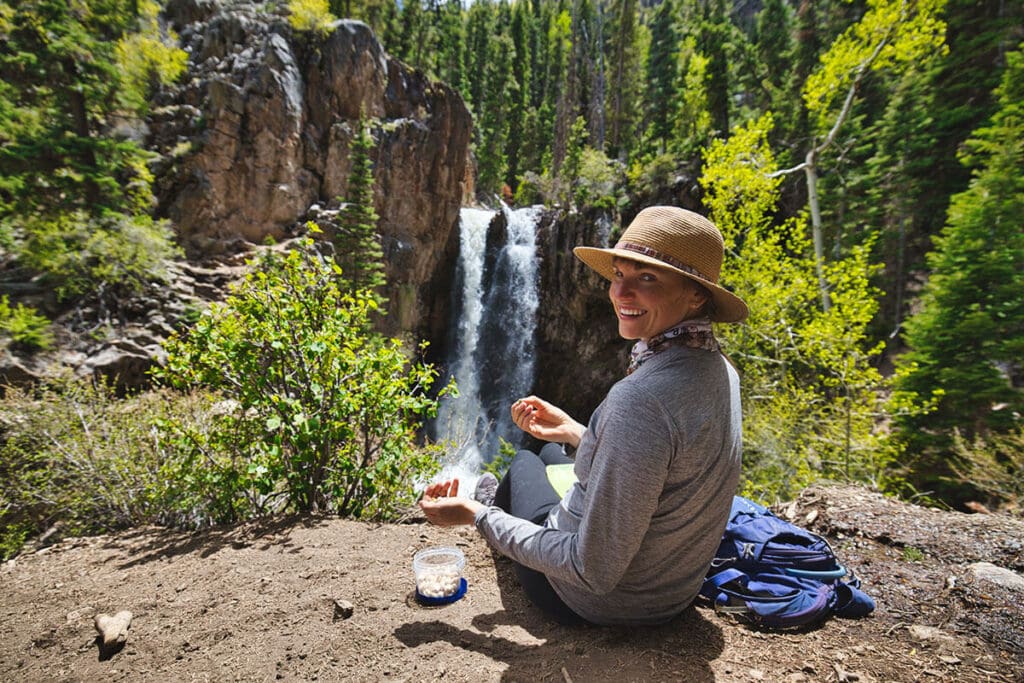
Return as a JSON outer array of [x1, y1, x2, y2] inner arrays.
[[474, 345, 742, 625]]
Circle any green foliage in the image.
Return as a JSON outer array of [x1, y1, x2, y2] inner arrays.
[[574, 148, 626, 211], [334, 119, 386, 302], [902, 546, 924, 562], [670, 36, 713, 157], [947, 428, 1024, 516], [0, 0, 183, 220], [696, 0, 732, 136], [288, 0, 336, 35], [703, 114, 898, 503], [559, 115, 588, 207], [476, 32, 516, 196], [18, 210, 182, 302], [481, 437, 517, 480], [892, 43, 1024, 503], [626, 152, 680, 199], [113, 0, 189, 115], [0, 295, 53, 352], [803, 0, 947, 131], [0, 378, 212, 559], [644, 0, 679, 152], [512, 171, 545, 206], [604, 0, 642, 159], [156, 238, 451, 519]]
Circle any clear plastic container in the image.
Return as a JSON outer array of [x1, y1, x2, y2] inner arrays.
[[413, 547, 466, 601]]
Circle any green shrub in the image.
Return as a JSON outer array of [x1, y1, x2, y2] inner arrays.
[[703, 113, 899, 503], [574, 148, 626, 211], [513, 172, 545, 206], [0, 378, 211, 559], [481, 437, 517, 480], [19, 210, 182, 302], [627, 152, 680, 198], [288, 0, 335, 34], [947, 428, 1024, 516], [156, 238, 451, 520], [0, 295, 53, 352]]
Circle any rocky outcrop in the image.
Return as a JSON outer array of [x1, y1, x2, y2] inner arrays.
[[149, 1, 471, 341], [531, 207, 626, 422]]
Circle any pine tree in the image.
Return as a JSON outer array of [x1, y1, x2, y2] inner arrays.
[[463, 0, 494, 117], [848, 62, 943, 343], [670, 36, 712, 158], [335, 120, 386, 303], [698, 0, 731, 137], [0, 0, 185, 220], [506, 0, 533, 191], [350, 0, 399, 49], [893, 44, 1024, 503], [477, 31, 515, 195], [605, 0, 641, 160], [394, 0, 432, 69], [434, 0, 466, 96], [908, 0, 1024, 269], [0, 0, 186, 304], [644, 0, 677, 153], [753, 0, 799, 149], [542, 3, 572, 172]]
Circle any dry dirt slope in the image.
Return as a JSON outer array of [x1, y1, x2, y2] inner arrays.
[[0, 486, 1022, 683]]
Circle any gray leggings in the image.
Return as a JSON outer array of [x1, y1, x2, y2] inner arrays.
[[493, 443, 587, 625]]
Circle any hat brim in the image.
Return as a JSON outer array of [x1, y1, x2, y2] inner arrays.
[[574, 246, 749, 323]]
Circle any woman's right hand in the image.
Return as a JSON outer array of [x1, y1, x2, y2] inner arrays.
[[511, 396, 585, 448]]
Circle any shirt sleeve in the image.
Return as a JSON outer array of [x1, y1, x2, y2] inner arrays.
[[475, 382, 675, 594]]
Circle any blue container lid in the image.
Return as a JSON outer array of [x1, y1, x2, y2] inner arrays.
[[415, 578, 467, 606]]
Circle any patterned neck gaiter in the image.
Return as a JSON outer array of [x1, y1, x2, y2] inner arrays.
[[626, 317, 719, 375]]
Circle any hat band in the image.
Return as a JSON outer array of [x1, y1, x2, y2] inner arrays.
[[615, 241, 714, 283]]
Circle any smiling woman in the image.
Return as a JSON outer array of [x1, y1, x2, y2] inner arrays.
[[420, 206, 750, 627], [607, 258, 707, 343]]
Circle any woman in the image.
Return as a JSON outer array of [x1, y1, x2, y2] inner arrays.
[[420, 206, 747, 626]]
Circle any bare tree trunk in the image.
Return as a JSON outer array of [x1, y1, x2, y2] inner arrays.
[[803, 147, 832, 311], [769, 33, 889, 311]]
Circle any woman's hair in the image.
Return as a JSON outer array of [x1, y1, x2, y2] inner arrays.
[[692, 281, 715, 318]]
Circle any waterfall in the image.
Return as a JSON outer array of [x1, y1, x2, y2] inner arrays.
[[435, 204, 543, 484]]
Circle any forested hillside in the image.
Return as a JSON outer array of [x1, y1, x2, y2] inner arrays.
[[338, 0, 1024, 509], [1, 0, 1022, 559]]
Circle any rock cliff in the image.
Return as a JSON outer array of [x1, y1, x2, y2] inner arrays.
[[149, 0, 472, 342]]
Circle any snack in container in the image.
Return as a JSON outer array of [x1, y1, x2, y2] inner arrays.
[[413, 546, 467, 605]]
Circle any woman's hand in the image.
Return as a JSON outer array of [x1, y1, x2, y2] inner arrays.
[[419, 479, 484, 527], [510, 396, 585, 448]]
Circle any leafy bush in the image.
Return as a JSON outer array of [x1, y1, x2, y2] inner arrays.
[[156, 238, 451, 519], [702, 114, 899, 503], [627, 152, 680, 199], [574, 148, 626, 211], [0, 378, 211, 559], [0, 295, 53, 352], [288, 0, 335, 34], [113, 0, 188, 115], [513, 172, 545, 206], [18, 210, 182, 302]]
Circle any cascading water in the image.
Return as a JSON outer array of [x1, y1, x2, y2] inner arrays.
[[434, 204, 543, 483]]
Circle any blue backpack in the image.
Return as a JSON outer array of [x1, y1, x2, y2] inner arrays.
[[700, 496, 875, 629]]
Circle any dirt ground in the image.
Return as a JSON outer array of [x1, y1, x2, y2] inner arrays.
[[1, 485, 1022, 683]]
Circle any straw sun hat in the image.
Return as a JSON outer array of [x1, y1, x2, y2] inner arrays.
[[573, 206, 749, 323]]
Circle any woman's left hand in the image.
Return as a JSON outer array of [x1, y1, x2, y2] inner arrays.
[[419, 479, 484, 527]]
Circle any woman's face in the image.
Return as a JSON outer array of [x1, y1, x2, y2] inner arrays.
[[609, 258, 708, 341]]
